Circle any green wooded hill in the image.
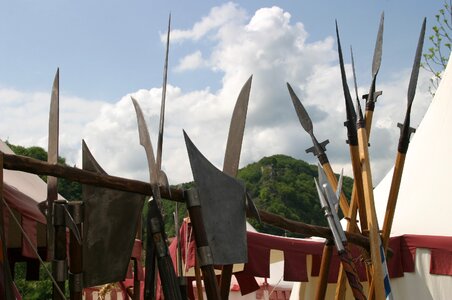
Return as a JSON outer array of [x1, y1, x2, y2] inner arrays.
[[237, 154, 352, 237]]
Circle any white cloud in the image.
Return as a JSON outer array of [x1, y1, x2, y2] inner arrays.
[[0, 4, 432, 187], [175, 51, 206, 72]]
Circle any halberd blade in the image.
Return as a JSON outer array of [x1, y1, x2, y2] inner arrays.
[[81, 140, 145, 287], [184, 131, 247, 265], [223, 75, 253, 177]]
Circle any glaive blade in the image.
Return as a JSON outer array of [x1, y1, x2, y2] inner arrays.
[[371, 12, 384, 79], [131, 96, 159, 186], [223, 75, 252, 177]]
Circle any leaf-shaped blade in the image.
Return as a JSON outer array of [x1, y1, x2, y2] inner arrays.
[[407, 18, 426, 110], [287, 82, 313, 133]]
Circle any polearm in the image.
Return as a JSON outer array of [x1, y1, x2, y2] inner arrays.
[[287, 83, 359, 298], [355, 87, 387, 300], [336, 21, 368, 234], [286, 83, 352, 220], [44, 69, 68, 300], [144, 14, 172, 299], [131, 98, 182, 300], [335, 23, 369, 299], [219, 75, 253, 300], [315, 165, 366, 300], [363, 13, 384, 136], [381, 18, 426, 250]]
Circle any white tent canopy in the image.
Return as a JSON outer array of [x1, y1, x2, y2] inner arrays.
[[374, 52, 452, 237]]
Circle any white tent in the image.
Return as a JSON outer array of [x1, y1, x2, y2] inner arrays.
[[1, 140, 48, 260]]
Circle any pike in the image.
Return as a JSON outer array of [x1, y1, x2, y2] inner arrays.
[[335, 23, 369, 300], [145, 14, 172, 298], [315, 165, 366, 300], [219, 75, 253, 300], [131, 97, 182, 300], [381, 18, 426, 251], [287, 83, 351, 220], [364, 13, 384, 136]]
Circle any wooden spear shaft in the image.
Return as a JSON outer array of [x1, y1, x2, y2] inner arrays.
[[356, 124, 385, 300], [315, 239, 334, 300]]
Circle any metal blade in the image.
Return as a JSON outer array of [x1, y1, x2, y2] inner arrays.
[[350, 46, 360, 102], [287, 82, 313, 133], [184, 131, 247, 265], [371, 12, 384, 79], [156, 13, 171, 173], [131, 97, 158, 186], [336, 21, 357, 130], [46, 68, 59, 260], [82, 140, 145, 287], [223, 75, 253, 177], [407, 18, 426, 110]]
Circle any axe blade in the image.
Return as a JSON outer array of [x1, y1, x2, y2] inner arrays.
[[81, 140, 145, 287], [184, 131, 248, 265]]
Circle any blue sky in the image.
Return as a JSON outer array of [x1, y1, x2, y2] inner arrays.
[[0, 1, 444, 183]]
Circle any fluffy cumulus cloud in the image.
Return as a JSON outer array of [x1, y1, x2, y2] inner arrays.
[[0, 3, 432, 186]]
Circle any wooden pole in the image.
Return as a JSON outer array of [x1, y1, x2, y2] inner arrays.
[[315, 240, 334, 300], [68, 201, 83, 300]]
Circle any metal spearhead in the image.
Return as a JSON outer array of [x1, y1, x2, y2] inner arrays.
[[287, 83, 329, 160], [398, 18, 426, 154], [364, 12, 384, 106], [351, 47, 360, 103], [156, 13, 171, 173], [184, 131, 249, 265], [336, 21, 358, 146]]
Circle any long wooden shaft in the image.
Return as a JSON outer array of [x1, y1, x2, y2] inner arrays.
[[68, 202, 83, 300], [338, 251, 367, 300], [220, 265, 233, 300], [356, 126, 385, 299], [315, 240, 334, 300], [53, 201, 67, 300], [186, 204, 221, 300], [195, 255, 204, 300], [381, 153, 406, 250]]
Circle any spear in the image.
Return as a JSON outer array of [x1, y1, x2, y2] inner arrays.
[[315, 165, 367, 300], [381, 18, 426, 250], [131, 97, 182, 300], [364, 13, 384, 136], [287, 83, 352, 221], [144, 14, 172, 298], [335, 23, 370, 299]]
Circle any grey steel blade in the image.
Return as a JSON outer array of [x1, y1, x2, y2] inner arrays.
[[131, 97, 159, 186], [156, 13, 171, 172], [317, 164, 346, 242], [82, 140, 145, 287], [407, 18, 426, 110], [46, 68, 59, 260], [223, 75, 252, 177], [351, 46, 360, 102], [287, 82, 313, 133], [371, 12, 384, 78], [336, 21, 356, 123], [184, 131, 247, 265]]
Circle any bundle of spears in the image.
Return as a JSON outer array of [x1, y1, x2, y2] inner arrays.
[[0, 11, 426, 300]]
